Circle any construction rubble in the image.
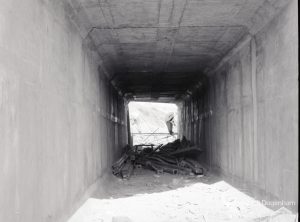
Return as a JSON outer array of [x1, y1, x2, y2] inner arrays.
[[112, 137, 205, 179]]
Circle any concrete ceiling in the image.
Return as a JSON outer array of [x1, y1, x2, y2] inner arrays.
[[66, 0, 288, 101]]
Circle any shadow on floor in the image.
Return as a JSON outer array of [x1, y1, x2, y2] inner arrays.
[[93, 168, 221, 200]]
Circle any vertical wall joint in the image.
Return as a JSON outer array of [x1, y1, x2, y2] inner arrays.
[[251, 37, 258, 183]]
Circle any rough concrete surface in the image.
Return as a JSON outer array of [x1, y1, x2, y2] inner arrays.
[[0, 0, 127, 221], [181, 0, 298, 212], [66, 0, 292, 99], [0, 0, 298, 221]]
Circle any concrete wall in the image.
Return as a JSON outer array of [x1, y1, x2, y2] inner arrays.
[[181, 0, 298, 210], [0, 1, 128, 221]]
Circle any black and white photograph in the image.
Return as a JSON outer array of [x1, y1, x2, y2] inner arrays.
[[0, 0, 298, 221]]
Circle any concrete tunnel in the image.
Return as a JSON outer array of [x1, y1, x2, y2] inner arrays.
[[0, 0, 298, 221]]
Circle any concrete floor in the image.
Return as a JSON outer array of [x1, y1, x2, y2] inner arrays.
[[68, 169, 297, 222]]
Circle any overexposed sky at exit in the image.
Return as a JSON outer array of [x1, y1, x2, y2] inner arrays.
[[128, 102, 178, 134]]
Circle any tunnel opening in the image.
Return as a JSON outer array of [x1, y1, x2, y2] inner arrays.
[[123, 100, 208, 179], [0, 0, 298, 221], [128, 101, 178, 145]]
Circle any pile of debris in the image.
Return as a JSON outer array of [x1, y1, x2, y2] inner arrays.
[[112, 137, 204, 179]]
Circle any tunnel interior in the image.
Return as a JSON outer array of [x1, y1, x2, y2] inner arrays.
[[81, 0, 254, 102], [0, 0, 298, 221]]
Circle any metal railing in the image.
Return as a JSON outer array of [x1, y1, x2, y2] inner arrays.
[[131, 133, 178, 145]]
